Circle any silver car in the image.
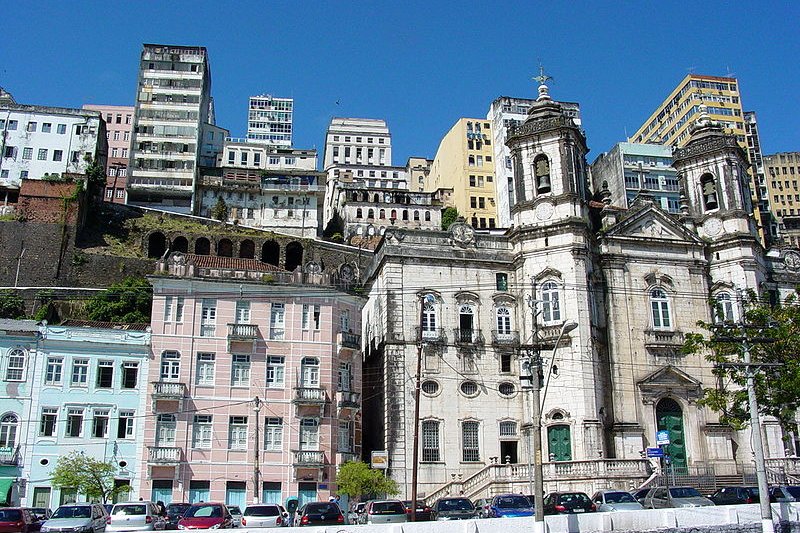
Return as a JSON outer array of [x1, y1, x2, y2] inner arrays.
[[644, 486, 715, 508], [42, 503, 108, 533], [226, 507, 242, 528], [591, 490, 644, 512], [241, 505, 286, 528], [363, 500, 407, 525], [107, 502, 165, 532]]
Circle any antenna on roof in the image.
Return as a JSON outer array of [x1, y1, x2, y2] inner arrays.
[[726, 66, 736, 78], [687, 66, 696, 74]]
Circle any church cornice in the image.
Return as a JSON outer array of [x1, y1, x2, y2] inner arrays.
[[507, 116, 586, 148], [674, 136, 746, 163]]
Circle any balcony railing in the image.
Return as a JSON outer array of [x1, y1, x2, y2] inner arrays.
[[415, 327, 447, 344], [339, 331, 361, 350], [227, 323, 259, 340], [338, 390, 361, 409], [292, 387, 327, 404], [491, 330, 520, 346], [152, 381, 186, 399], [644, 329, 685, 349], [147, 446, 182, 465], [293, 450, 326, 467], [0, 445, 20, 466], [453, 328, 484, 346]]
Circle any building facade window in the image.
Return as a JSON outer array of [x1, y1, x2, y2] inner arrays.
[[302, 304, 320, 330], [299, 418, 319, 450], [541, 281, 561, 323], [71, 358, 89, 386], [496, 307, 512, 337], [421, 420, 440, 462], [117, 410, 135, 439], [5, 348, 26, 381], [122, 361, 138, 389], [66, 408, 84, 438], [160, 351, 180, 381], [650, 288, 672, 329], [301, 357, 320, 387], [193, 415, 212, 448], [156, 414, 176, 445], [45, 357, 63, 385], [338, 362, 351, 392], [499, 421, 517, 437], [235, 301, 251, 323], [714, 292, 736, 323], [232, 355, 250, 387], [40, 408, 58, 437], [421, 299, 437, 338], [338, 420, 353, 452], [462, 421, 480, 462], [200, 299, 217, 337], [266, 356, 285, 388], [270, 303, 285, 340], [0, 414, 18, 447], [92, 409, 110, 438], [96, 360, 113, 388], [228, 416, 248, 450], [264, 418, 283, 451], [196, 353, 215, 385]]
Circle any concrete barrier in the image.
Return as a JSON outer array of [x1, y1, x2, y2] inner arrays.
[[229, 503, 800, 533]]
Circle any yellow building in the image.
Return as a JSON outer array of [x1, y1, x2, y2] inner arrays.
[[632, 74, 769, 243], [428, 118, 498, 229], [764, 152, 800, 248]]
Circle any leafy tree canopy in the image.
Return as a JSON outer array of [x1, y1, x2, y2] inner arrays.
[[51, 450, 130, 503], [211, 197, 229, 221], [683, 289, 800, 431], [441, 207, 459, 230], [335, 460, 399, 501], [85, 276, 152, 323], [0, 291, 26, 319]]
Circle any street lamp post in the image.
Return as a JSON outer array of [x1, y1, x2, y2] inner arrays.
[[530, 320, 578, 527], [253, 396, 262, 504], [411, 293, 434, 522]]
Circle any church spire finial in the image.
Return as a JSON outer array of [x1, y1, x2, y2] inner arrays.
[[532, 64, 553, 101]]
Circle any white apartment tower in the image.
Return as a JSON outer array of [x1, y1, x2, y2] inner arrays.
[[246, 95, 293, 147], [322, 118, 392, 170], [127, 44, 215, 213]]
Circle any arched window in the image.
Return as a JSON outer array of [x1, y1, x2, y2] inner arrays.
[[650, 288, 672, 329], [367, 209, 374, 219], [496, 307, 512, 338], [379, 209, 386, 219], [701, 173, 719, 210], [458, 304, 475, 343], [373, 193, 380, 203], [714, 292, 735, 323], [541, 281, 561, 323], [534, 154, 551, 194], [425, 211, 431, 221], [499, 420, 517, 437], [413, 211, 420, 221], [0, 414, 18, 447], [421, 299, 437, 339], [402, 209, 409, 221], [5, 348, 26, 381], [356, 208, 363, 219], [390, 209, 397, 220]]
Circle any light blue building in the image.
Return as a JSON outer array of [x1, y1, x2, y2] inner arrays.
[[23, 322, 151, 508], [0, 319, 42, 506]]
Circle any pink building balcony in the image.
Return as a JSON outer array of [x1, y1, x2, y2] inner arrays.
[[147, 446, 183, 465], [293, 450, 326, 467]]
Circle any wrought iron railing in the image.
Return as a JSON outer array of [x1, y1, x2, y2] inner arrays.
[[339, 331, 361, 350]]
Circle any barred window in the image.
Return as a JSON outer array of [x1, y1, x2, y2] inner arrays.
[[422, 420, 440, 462], [462, 421, 480, 462], [499, 421, 517, 437]]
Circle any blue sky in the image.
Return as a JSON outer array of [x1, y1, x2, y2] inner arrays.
[[2, 1, 798, 165]]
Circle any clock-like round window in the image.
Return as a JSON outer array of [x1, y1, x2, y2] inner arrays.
[[421, 380, 439, 396], [460, 380, 479, 397], [498, 382, 516, 397]]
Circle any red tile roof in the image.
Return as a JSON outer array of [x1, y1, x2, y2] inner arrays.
[[60, 320, 150, 331], [186, 254, 288, 272]]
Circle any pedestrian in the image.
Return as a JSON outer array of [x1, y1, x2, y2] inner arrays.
[[156, 501, 166, 517]]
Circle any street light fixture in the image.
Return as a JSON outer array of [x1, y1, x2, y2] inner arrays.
[[410, 293, 435, 522], [531, 320, 578, 528]]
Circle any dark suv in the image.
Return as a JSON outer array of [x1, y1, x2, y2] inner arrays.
[[543, 492, 596, 515], [165, 504, 190, 530], [296, 502, 343, 527], [431, 498, 475, 520], [709, 486, 760, 505]]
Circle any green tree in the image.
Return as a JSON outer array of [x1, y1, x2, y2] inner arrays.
[[84, 276, 152, 323], [51, 451, 129, 504], [335, 460, 399, 501], [441, 207, 459, 230], [683, 289, 800, 435], [0, 290, 26, 319], [211, 197, 229, 221], [84, 154, 106, 195]]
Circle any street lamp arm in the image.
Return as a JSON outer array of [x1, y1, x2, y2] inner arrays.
[[541, 321, 578, 406]]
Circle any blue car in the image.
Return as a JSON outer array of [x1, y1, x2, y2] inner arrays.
[[489, 494, 535, 518]]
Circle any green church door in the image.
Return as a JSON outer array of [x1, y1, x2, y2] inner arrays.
[[656, 398, 687, 473], [547, 425, 572, 461]]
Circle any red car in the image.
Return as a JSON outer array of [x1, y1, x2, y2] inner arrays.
[[0, 508, 42, 533], [177, 503, 232, 530]]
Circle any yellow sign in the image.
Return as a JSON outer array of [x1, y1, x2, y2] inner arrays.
[[371, 451, 389, 469]]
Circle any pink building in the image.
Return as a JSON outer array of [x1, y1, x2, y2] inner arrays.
[[142, 253, 363, 508], [82, 104, 134, 203]]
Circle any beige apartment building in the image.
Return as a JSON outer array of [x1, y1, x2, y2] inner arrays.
[[764, 152, 800, 248], [428, 118, 498, 229]]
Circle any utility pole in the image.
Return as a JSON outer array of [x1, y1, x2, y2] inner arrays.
[[253, 396, 262, 504], [410, 294, 433, 522], [529, 350, 546, 525]]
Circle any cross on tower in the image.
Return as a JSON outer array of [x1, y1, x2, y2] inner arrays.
[[533, 64, 553, 86]]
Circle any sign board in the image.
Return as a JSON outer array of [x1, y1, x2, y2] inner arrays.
[[656, 430, 670, 446], [646, 447, 664, 458], [371, 450, 389, 470]]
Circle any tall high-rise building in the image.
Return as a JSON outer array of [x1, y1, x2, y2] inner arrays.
[[764, 152, 800, 248], [428, 118, 498, 229], [83, 104, 134, 204], [322, 118, 392, 170], [127, 44, 216, 213], [488, 96, 580, 228], [631, 74, 772, 243], [246, 95, 293, 147]]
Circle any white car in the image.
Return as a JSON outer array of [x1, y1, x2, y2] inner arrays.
[[241, 505, 286, 528], [42, 503, 109, 533], [107, 502, 166, 532]]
